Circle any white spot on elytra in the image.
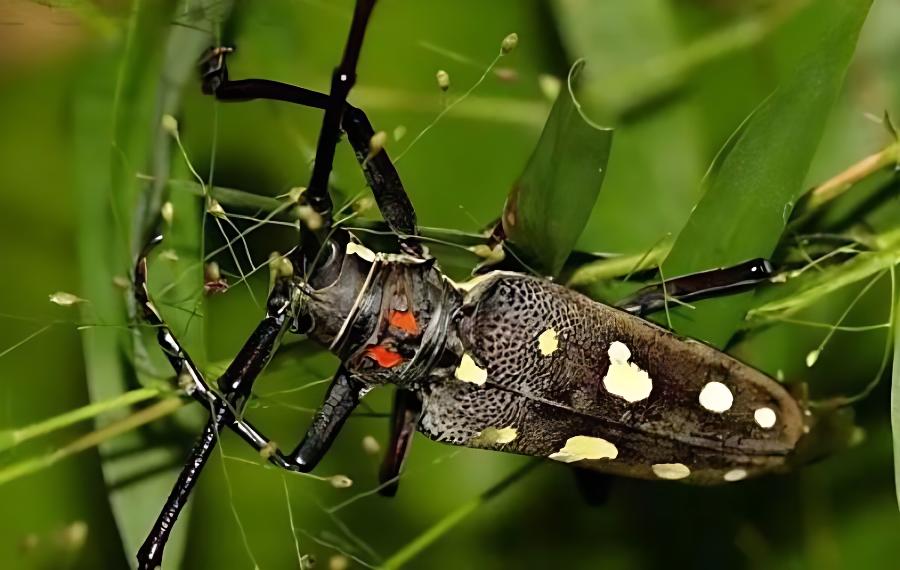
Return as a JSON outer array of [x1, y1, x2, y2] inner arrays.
[[602, 341, 652, 403], [699, 381, 733, 413], [537, 328, 559, 356], [651, 463, 691, 480], [548, 436, 618, 463], [754, 407, 777, 429], [471, 426, 517, 446], [346, 241, 376, 262], [724, 468, 747, 482], [455, 353, 487, 385]]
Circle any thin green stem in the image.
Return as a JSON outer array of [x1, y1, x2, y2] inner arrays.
[[0, 387, 163, 453], [381, 461, 537, 569], [0, 398, 183, 487]]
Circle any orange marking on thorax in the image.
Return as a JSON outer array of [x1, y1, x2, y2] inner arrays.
[[388, 310, 419, 334], [365, 345, 404, 368]]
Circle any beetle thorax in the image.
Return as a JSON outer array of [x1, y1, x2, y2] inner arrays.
[[305, 239, 459, 386]]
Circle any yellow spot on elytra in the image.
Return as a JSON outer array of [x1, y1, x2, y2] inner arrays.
[[455, 353, 487, 385], [602, 341, 652, 403], [724, 468, 747, 482], [651, 463, 690, 480], [346, 241, 377, 262], [699, 381, 733, 413], [470, 426, 517, 446], [754, 407, 777, 429], [548, 435, 618, 463], [537, 328, 559, 356]]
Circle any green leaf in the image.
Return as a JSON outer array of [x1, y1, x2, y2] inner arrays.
[[74, 0, 233, 563], [502, 61, 612, 276], [659, 0, 873, 346]]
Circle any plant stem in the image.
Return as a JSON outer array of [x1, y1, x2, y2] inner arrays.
[[566, 238, 672, 287], [0, 397, 183, 487], [381, 461, 537, 569], [800, 141, 900, 214], [0, 387, 162, 453]]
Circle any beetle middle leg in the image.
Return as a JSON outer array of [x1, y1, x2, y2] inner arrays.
[[617, 258, 773, 316], [377, 388, 423, 496], [135, 241, 310, 568]]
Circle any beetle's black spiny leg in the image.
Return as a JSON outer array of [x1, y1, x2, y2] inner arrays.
[[617, 258, 774, 316], [378, 388, 422, 497], [134, 239, 301, 568], [287, 367, 367, 472]]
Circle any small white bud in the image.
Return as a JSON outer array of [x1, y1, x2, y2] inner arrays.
[[468, 243, 505, 264], [538, 74, 561, 101], [158, 249, 179, 262], [60, 521, 88, 551], [361, 435, 381, 456], [366, 130, 388, 162], [329, 474, 353, 489], [493, 67, 518, 82], [49, 292, 86, 306], [161, 201, 174, 225], [206, 198, 226, 219], [112, 275, 130, 290], [329, 555, 349, 570], [393, 125, 407, 141], [436, 69, 450, 92], [296, 204, 323, 231], [259, 441, 278, 460], [501, 32, 518, 55], [352, 196, 375, 214], [274, 256, 293, 278], [204, 261, 221, 283], [805, 349, 820, 368], [161, 114, 178, 135]]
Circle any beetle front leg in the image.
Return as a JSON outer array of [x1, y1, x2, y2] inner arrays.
[[378, 389, 422, 497], [199, 47, 422, 255], [287, 367, 367, 471], [617, 258, 773, 316], [135, 239, 298, 569]]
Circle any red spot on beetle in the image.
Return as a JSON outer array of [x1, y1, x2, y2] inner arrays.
[[388, 310, 419, 334], [365, 345, 404, 368]]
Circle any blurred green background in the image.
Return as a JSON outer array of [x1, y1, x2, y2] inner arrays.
[[1, 0, 899, 568]]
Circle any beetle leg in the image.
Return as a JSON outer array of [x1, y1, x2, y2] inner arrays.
[[617, 258, 773, 316], [377, 388, 423, 497], [135, 239, 300, 569], [286, 367, 367, 471], [198, 51, 422, 255]]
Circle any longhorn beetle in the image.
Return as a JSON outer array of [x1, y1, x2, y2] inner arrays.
[[134, 0, 808, 567]]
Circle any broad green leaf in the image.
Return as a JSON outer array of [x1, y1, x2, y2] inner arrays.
[[659, 0, 873, 346], [76, 0, 231, 564], [502, 61, 612, 276]]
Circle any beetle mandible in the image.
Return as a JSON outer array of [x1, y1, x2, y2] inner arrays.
[[134, 1, 809, 567]]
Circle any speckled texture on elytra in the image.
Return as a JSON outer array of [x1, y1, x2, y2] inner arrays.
[[416, 272, 805, 484]]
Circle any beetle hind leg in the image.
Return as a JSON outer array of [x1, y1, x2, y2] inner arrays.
[[617, 258, 773, 316]]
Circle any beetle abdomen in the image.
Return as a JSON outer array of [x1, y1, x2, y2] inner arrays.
[[420, 272, 806, 484]]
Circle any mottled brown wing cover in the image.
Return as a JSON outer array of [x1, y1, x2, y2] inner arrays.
[[419, 273, 805, 484]]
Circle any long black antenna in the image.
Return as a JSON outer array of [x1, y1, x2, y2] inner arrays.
[[303, 0, 377, 227]]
